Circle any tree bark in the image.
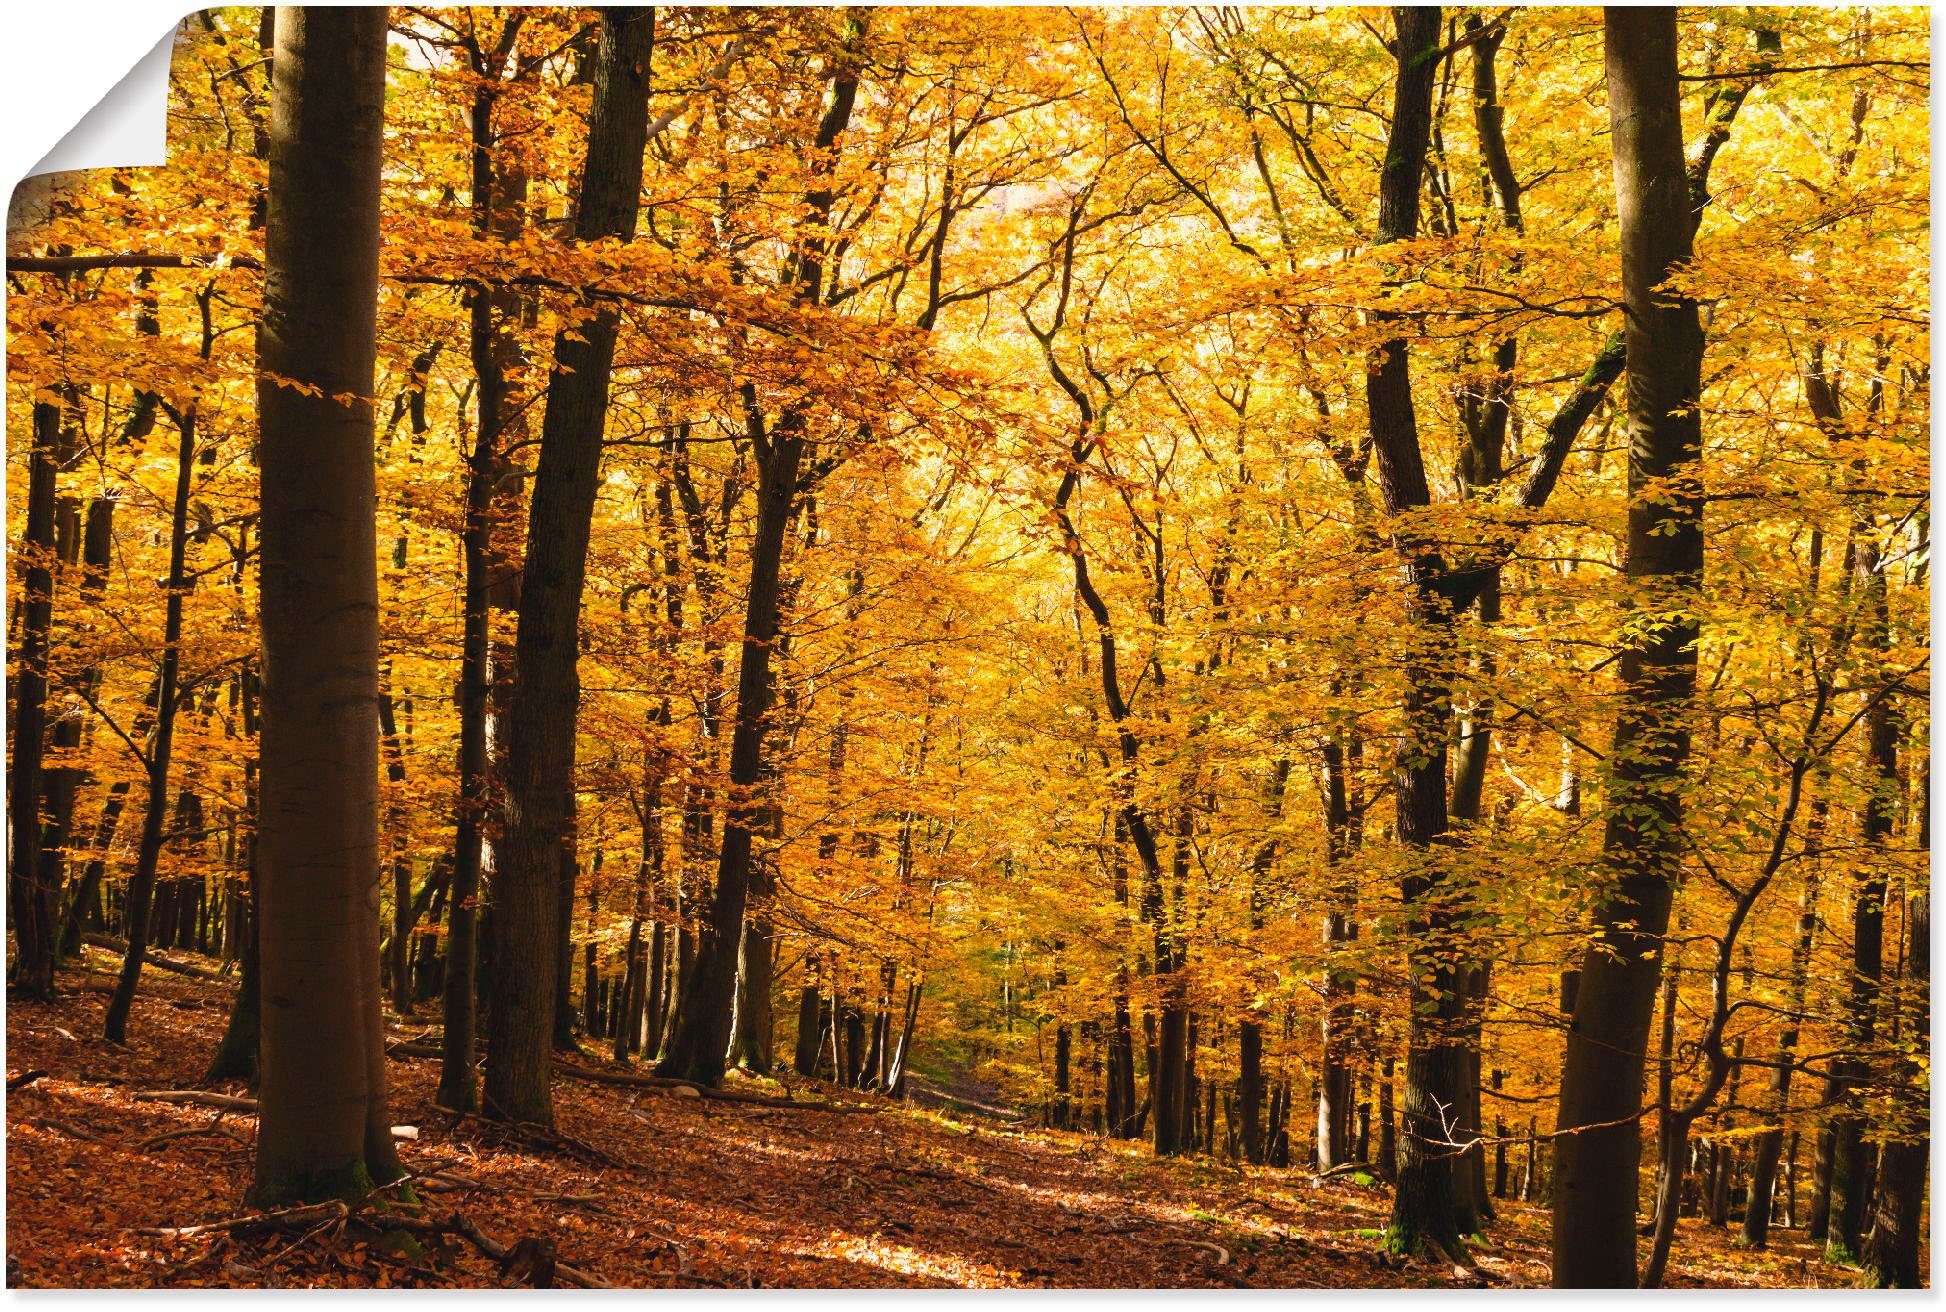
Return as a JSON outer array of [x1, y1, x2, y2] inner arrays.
[[251, 3, 399, 1204], [1552, 9, 1707, 1286], [485, 6, 652, 1124], [657, 23, 862, 1087], [1826, 536, 1897, 1262], [8, 397, 63, 998], [103, 387, 200, 1044], [1861, 889, 1927, 1287], [1360, 5, 1471, 1261]]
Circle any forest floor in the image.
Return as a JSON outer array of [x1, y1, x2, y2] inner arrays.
[[5, 950, 1880, 1289]]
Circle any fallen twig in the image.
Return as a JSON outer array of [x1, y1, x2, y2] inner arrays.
[[1179, 1238, 1232, 1266], [133, 1199, 351, 1240], [134, 1090, 258, 1113], [559, 1063, 876, 1113], [28, 1116, 116, 1146], [139, 1123, 248, 1153]]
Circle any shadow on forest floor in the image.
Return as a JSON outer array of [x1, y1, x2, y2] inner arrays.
[[4, 949, 1892, 1289]]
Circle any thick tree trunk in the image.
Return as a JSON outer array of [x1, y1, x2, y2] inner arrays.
[[485, 7, 652, 1125], [793, 954, 823, 1077], [251, 4, 399, 1204], [1552, 9, 1707, 1287], [733, 882, 776, 1075]]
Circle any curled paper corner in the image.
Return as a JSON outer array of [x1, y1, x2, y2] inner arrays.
[[9, 23, 179, 237]]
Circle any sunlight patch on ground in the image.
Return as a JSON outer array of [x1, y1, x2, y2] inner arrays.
[[815, 1233, 1007, 1287]]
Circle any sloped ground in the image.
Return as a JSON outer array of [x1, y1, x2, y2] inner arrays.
[[4, 953, 1880, 1289]]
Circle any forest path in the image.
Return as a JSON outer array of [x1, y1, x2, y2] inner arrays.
[[6, 953, 1857, 1288]]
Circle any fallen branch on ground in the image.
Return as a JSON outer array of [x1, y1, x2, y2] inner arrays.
[[133, 1199, 351, 1240], [28, 1117, 116, 1146], [134, 1090, 259, 1113], [1313, 1160, 1375, 1182], [559, 1063, 876, 1112], [1179, 1239, 1232, 1265], [139, 1123, 248, 1152], [382, 1211, 614, 1288], [80, 933, 222, 982]]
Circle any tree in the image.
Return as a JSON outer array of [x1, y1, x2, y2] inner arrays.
[[1552, 8, 1707, 1286], [251, 3, 400, 1204], [485, 5, 654, 1126], [657, 12, 866, 1087]]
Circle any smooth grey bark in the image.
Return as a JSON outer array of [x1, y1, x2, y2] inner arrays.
[[251, 3, 399, 1204]]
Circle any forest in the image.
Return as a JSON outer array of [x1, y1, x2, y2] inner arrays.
[[3, 2, 1930, 1290]]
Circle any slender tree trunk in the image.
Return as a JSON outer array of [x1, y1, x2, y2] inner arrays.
[[379, 681, 413, 1015], [103, 395, 199, 1044], [658, 37, 861, 1086], [8, 400, 63, 999], [485, 7, 652, 1125], [1861, 888, 1927, 1287], [1742, 857, 1821, 1248], [552, 794, 583, 1050], [251, 4, 399, 1203], [1827, 538, 1897, 1262], [205, 856, 261, 1084], [37, 497, 112, 969], [1357, 6, 1471, 1258], [1239, 1019, 1265, 1164], [1553, 9, 1707, 1286]]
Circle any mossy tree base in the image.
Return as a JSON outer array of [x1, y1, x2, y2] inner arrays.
[[249, 1160, 377, 1211]]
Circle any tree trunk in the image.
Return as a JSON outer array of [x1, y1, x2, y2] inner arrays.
[[204, 857, 261, 1084], [1826, 536, 1897, 1263], [658, 38, 861, 1086], [103, 393, 200, 1044], [1239, 1019, 1265, 1164], [378, 681, 413, 1015], [485, 7, 652, 1125], [36, 496, 112, 971], [251, 4, 399, 1204], [553, 794, 582, 1051], [1861, 889, 1927, 1287], [1358, 6, 1469, 1259], [1553, 9, 1707, 1287], [8, 399, 64, 1000], [1742, 856, 1822, 1248], [793, 954, 823, 1077]]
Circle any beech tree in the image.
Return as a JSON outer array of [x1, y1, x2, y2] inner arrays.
[[1552, 7, 1708, 1286], [3, 5, 1926, 1288], [251, 3, 401, 1203], [484, 5, 654, 1127]]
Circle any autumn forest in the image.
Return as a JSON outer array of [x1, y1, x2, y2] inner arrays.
[[3, 3, 1931, 1290]]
